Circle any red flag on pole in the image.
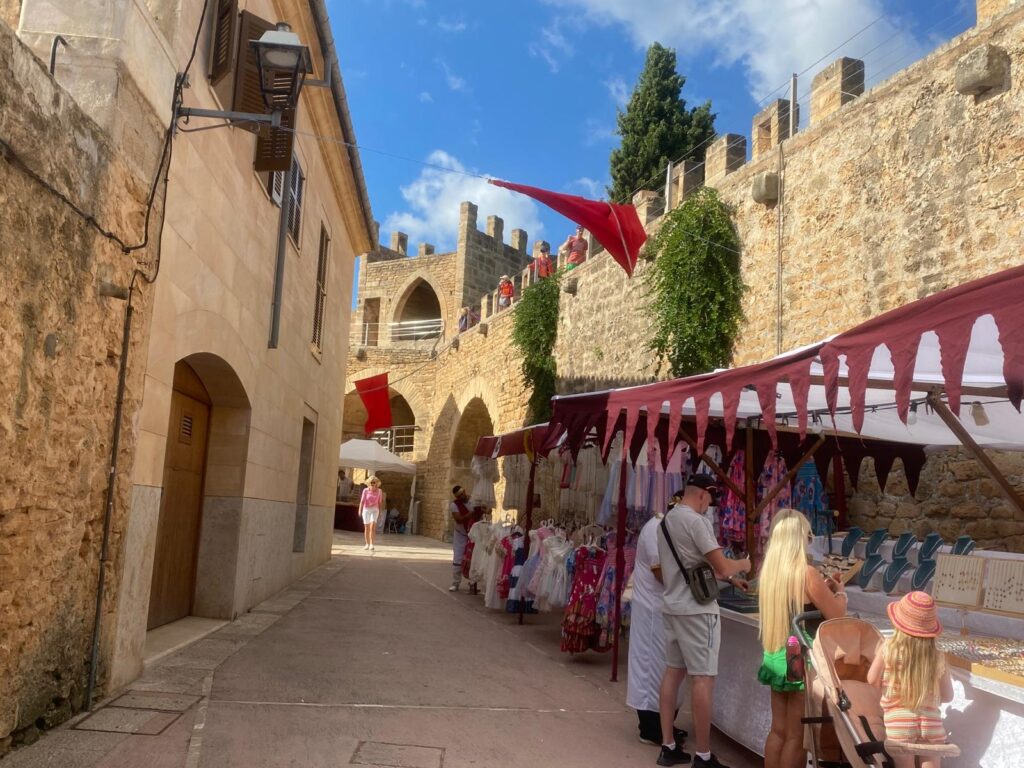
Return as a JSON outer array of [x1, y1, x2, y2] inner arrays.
[[353, 373, 393, 435], [489, 179, 648, 277]]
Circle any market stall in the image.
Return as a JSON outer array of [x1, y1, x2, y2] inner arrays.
[[536, 264, 1024, 765], [337, 439, 417, 532]]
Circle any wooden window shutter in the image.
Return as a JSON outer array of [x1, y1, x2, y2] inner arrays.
[[255, 106, 295, 172], [209, 0, 238, 85], [312, 225, 330, 350], [231, 10, 275, 125], [287, 160, 304, 243], [271, 170, 284, 205]]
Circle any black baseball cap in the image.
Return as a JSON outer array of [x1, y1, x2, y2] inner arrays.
[[687, 474, 720, 501]]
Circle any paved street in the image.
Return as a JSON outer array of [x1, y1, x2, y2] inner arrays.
[[7, 533, 759, 768]]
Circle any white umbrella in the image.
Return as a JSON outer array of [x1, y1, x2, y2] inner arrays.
[[338, 438, 415, 474]]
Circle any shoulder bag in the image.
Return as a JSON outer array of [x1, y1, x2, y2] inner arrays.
[[660, 517, 720, 605]]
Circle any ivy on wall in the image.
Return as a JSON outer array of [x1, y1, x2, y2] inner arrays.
[[511, 272, 562, 422], [644, 187, 744, 378]]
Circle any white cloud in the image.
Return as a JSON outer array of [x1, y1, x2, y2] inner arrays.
[[383, 151, 545, 251], [436, 58, 468, 91], [529, 17, 575, 73], [583, 117, 615, 146], [605, 76, 629, 107], [437, 18, 467, 33], [418, 91, 434, 103], [567, 176, 607, 199], [541, 0, 928, 100]]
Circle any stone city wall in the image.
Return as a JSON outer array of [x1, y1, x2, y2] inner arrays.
[[0, 21, 164, 752], [350, 3, 1024, 549]]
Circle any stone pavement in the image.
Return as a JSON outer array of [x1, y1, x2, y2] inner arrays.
[[5, 532, 760, 768]]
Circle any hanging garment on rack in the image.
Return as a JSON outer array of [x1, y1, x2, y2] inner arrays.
[[665, 443, 687, 503], [561, 545, 608, 653], [469, 455, 499, 509], [756, 452, 792, 553], [518, 527, 550, 600], [791, 460, 831, 535], [594, 538, 637, 650], [598, 436, 624, 526], [505, 533, 535, 613], [484, 523, 513, 609], [502, 455, 529, 509], [718, 450, 747, 547], [467, 521, 491, 584]]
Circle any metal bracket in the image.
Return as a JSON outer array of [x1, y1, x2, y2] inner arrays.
[[304, 68, 333, 89], [177, 106, 282, 127], [50, 35, 68, 76]]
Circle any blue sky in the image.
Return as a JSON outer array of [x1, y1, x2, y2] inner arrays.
[[332, 0, 974, 288]]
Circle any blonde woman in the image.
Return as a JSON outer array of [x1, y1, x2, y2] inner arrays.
[[358, 476, 384, 551], [757, 509, 848, 768]]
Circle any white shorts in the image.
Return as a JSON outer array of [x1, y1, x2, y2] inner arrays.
[[362, 507, 380, 525]]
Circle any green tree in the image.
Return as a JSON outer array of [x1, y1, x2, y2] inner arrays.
[[644, 187, 743, 378], [608, 43, 716, 204]]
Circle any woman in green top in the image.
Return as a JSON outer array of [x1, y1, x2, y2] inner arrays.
[[757, 509, 848, 768]]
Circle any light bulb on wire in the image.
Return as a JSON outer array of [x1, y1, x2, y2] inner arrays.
[[907, 402, 918, 426], [971, 401, 990, 427]]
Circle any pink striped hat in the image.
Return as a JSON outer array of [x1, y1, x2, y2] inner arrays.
[[887, 591, 942, 638]]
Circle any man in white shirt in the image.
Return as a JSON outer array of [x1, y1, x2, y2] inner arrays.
[[653, 475, 751, 768]]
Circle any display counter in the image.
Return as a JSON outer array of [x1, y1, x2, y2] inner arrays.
[[333, 501, 362, 532], [715, 594, 1024, 766]]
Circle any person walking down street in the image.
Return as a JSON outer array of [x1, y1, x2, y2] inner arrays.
[[757, 509, 848, 768], [530, 242, 555, 279], [628, 491, 688, 748], [449, 486, 478, 592], [656, 475, 751, 768], [358, 476, 385, 551], [560, 225, 588, 269], [497, 275, 515, 309]]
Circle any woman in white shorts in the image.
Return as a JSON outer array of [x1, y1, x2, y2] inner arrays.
[[358, 476, 384, 551]]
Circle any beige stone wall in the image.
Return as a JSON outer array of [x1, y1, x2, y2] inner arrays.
[[109, 0, 368, 692], [0, 20, 164, 751], [349, 6, 1024, 551]]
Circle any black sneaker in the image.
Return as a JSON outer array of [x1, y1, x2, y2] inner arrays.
[[656, 744, 692, 766], [692, 754, 729, 768]]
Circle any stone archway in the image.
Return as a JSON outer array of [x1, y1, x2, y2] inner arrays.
[[447, 396, 496, 519], [389, 271, 449, 338]]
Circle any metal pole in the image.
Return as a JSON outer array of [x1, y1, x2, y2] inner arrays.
[[518, 457, 538, 626], [789, 74, 797, 138], [610, 449, 628, 682], [269, 164, 293, 348], [664, 160, 673, 212], [86, 297, 134, 710], [744, 421, 757, 566], [406, 472, 417, 535]]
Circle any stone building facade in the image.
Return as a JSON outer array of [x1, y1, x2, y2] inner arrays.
[[349, 0, 1024, 548], [2, 0, 373, 751]]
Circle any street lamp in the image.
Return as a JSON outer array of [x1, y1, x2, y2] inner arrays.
[[252, 23, 313, 111]]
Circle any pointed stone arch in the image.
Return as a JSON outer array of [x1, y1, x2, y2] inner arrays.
[[389, 270, 449, 332]]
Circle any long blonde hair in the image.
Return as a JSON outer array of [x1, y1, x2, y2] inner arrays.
[[758, 509, 811, 651], [884, 630, 942, 711]]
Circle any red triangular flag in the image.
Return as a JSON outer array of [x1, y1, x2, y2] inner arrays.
[[489, 179, 647, 277], [354, 373, 393, 435]]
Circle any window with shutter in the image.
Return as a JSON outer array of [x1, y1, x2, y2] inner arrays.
[[286, 156, 304, 245], [208, 0, 238, 86], [311, 225, 330, 352]]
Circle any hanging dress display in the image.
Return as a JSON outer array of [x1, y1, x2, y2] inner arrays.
[[718, 450, 748, 548], [561, 544, 608, 653], [469, 455, 498, 509], [791, 461, 831, 535], [756, 451, 792, 553]]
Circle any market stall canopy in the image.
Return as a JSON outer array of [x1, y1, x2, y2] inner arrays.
[[547, 264, 1024, 462], [338, 439, 416, 474], [474, 423, 550, 460]]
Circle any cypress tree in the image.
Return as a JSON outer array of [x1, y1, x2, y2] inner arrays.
[[608, 43, 716, 204]]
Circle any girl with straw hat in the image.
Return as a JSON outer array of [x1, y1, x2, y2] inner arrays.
[[868, 591, 954, 767]]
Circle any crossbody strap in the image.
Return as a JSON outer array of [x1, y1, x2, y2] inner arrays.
[[660, 518, 691, 586]]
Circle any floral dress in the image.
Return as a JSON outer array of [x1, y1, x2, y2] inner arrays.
[[718, 450, 748, 547], [561, 546, 608, 653]]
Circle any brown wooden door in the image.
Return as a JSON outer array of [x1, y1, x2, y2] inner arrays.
[[148, 365, 211, 630]]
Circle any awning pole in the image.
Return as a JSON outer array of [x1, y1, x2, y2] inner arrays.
[[927, 393, 1024, 517], [745, 422, 757, 564], [518, 457, 538, 626], [611, 452, 628, 682], [407, 472, 418, 535]]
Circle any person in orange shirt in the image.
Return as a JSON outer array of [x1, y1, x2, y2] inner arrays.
[[530, 242, 555, 279], [560, 225, 588, 268], [497, 275, 515, 309]]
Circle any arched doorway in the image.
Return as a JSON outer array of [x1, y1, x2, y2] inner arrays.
[[448, 397, 494, 505], [148, 354, 251, 629], [392, 278, 442, 341]]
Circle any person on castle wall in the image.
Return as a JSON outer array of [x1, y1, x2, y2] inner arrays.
[[529, 242, 555, 279], [497, 275, 515, 309], [458, 307, 470, 333], [560, 225, 588, 269]]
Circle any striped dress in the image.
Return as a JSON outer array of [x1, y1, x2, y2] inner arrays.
[[880, 652, 947, 743]]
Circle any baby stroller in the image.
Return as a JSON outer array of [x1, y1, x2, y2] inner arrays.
[[792, 612, 960, 768]]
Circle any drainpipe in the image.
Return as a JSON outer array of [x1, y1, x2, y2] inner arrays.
[[85, 290, 134, 710], [268, 165, 293, 348]]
